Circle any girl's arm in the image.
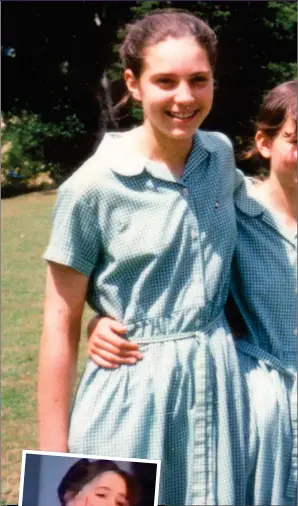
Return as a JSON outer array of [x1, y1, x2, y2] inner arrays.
[[87, 316, 143, 368], [38, 262, 88, 451]]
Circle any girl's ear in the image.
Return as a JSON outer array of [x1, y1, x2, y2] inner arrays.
[[255, 130, 272, 159], [124, 69, 142, 102]]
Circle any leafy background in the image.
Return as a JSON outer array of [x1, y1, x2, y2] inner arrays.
[[2, 1, 297, 190]]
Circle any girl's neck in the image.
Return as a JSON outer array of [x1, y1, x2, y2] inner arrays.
[[254, 172, 297, 229], [130, 123, 193, 178]]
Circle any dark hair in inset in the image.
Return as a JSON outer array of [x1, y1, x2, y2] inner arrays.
[[57, 459, 140, 505], [120, 9, 217, 79], [242, 80, 297, 166]]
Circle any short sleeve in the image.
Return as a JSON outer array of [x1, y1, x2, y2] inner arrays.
[[43, 182, 102, 277]]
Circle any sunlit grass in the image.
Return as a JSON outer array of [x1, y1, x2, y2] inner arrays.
[[1, 191, 92, 505]]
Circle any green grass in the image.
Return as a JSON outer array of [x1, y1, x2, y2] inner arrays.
[[1, 191, 92, 505]]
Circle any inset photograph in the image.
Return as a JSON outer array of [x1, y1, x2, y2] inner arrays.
[[19, 451, 160, 506]]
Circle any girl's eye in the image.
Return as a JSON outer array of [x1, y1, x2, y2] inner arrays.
[[157, 78, 174, 86], [191, 76, 208, 85], [284, 132, 297, 144]]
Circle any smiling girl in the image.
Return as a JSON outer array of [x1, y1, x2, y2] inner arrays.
[[39, 10, 249, 505], [88, 80, 297, 506]]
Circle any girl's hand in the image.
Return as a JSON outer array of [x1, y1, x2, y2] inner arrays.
[[87, 316, 143, 368]]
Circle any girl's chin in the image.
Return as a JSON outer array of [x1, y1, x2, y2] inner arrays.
[[168, 128, 199, 139]]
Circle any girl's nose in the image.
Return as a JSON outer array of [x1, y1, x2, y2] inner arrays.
[[175, 82, 195, 104]]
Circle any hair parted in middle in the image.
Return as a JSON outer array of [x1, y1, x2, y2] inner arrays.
[[120, 9, 218, 79]]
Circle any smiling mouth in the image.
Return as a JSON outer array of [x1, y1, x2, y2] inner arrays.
[[166, 110, 199, 120]]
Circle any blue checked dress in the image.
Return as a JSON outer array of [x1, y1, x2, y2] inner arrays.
[[44, 130, 247, 506], [232, 177, 297, 506]]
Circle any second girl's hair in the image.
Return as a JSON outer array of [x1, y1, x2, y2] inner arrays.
[[243, 80, 297, 163], [57, 458, 140, 505], [120, 9, 218, 78]]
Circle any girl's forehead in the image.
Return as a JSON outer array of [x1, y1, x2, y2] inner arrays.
[[281, 116, 296, 134], [142, 36, 211, 73], [78, 471, 127, 497]]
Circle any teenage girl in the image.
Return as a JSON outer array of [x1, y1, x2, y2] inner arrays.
[[88, 81, 297, 505], [39, 10, 252, 505]]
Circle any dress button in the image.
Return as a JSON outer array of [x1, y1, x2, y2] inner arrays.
[[182, 187, 189, 197], [293, 328, 297, 336], [191, 230, 198, 240], [215, 200, 220, 208], [146, 180, 155, 190]]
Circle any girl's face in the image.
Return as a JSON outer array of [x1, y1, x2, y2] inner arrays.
[[125, 36, 214, 142], [68, 471, 128, 506], [257, 116, 297, 184]]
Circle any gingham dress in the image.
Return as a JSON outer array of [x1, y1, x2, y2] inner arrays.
[[232, 178, 297, 506], [44, 130, 247, 506]]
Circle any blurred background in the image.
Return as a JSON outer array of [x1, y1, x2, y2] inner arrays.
[[2, 0, 297, 198]]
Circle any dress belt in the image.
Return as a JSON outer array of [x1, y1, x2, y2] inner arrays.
[[126, 311, 225, 344]]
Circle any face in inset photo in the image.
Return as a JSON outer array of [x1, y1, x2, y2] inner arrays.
[[19, 451, 161, 506], [65, 471, 128, 505]]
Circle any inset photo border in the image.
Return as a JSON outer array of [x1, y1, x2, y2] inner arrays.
[[18, 450, 161, 506]]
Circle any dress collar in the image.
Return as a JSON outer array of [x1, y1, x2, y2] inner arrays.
[[95, 129, 217, 178], [235, 177, 297, 246], [234, 177, 264, 217]]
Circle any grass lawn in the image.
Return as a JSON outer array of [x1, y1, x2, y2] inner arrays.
[[1, 191, 92, 505]]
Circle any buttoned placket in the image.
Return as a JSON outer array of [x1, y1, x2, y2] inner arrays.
[[175, 178, 215, 504]]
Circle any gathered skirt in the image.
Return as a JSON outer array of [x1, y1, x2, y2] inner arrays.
[[68, 318, 296, 505]]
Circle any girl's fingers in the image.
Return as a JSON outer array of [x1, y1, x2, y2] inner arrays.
[[90, 346, 143, 361], [89, 337, 143, 359], [100, 330, 140, 352], [89, 349, 139, 367], [89, 341, 141, 362], [97, 316, 128, 335], [90, 317, 138, 351], [108, 318, 128, 334], [89, 352, 119, 368], [88, 341, 144, 360], [87, 316, 127, 339]]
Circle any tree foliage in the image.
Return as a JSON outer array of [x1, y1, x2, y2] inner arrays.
[[1, 1, 297, 182]]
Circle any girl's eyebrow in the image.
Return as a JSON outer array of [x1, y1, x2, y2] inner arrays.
[[284, 131, 297, 138], [94, 486, 127, 498], [152, 70, 211, 78]]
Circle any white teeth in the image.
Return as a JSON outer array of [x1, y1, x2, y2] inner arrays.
[[168, 111, 196, 119]]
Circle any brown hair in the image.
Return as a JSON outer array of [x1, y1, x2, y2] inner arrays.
[[120, 9, 217, 78], [57, 458, 140, 505], [243, 80, 297, 165]]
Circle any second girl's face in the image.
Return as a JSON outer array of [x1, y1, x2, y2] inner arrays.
[[69, 471, 128, 506], [261, 116, 297, 184], [125, 36, 214, 141]]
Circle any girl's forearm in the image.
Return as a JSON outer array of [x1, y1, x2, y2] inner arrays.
[[38, 263, 88, 451], [38, 327, 80, 451]]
